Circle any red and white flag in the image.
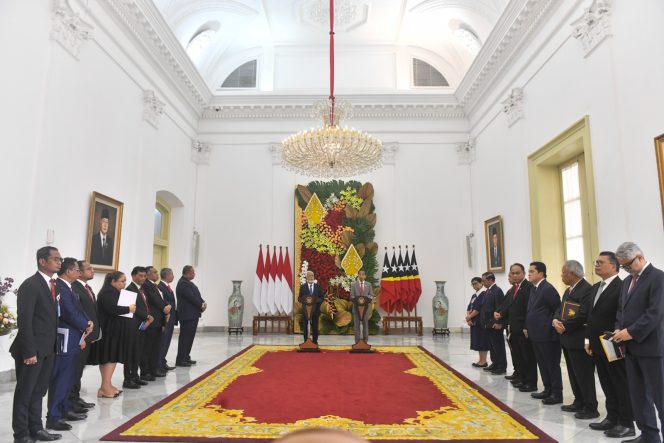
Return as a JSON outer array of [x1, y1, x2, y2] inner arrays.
[[267, 247, 278, 314], [252, 245, 264, 313], [260, 245, 271, 314], [283, 247, 294, 314], [275, 247, 285, 314]]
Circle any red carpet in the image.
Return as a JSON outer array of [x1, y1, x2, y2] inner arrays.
[[102, 345, 556, 442]]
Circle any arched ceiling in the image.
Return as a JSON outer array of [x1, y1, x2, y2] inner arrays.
[[153, 0, 508, 94]]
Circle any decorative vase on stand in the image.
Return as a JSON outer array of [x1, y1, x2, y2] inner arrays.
[[432, 281, 450, 336], [228, 280, 244, 335]]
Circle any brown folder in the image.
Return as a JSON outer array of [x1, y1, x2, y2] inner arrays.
[[561, 301, 581, 320]]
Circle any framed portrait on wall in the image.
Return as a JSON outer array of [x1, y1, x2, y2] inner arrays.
[[484, 215, 505, 273], [655, 133, 664, 227], [85, 192, 123, 272]]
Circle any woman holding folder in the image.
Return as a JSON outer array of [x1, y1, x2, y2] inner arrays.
[[92, 271, 136, 398]]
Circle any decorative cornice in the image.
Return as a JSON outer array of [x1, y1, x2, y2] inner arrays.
[[501, 87, 524, 127], [143, 90, 165, 128], [202, 103, 465, 120], [99, 0, 211, 112], [191, 140, 211, 165], [456, 139, 476, 165], [382, 143, 399, 165], [571, 0, 612, 57], [51, 0, 93, 60], [455, 0, 559, 113]]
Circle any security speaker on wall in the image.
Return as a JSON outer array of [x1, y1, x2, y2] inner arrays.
[[192, 230, 200, 267], [46, 229, 55, 245], [466, 233, 475, 268]]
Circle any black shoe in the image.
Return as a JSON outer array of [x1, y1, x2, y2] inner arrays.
[[176, 361, 191, 367], [164, 364, 176, 371], [604, 425, 636, 438], [619, 436, 647, 443], [31, 430, 62, 441], [519, 385, 538, 392], [561, 403, 583, 412], [511, 381, 524, 388], [14, 437, 36, 443], [531, 390, 551, 399], [140, 374, 156, 381], [542, 395, 563, 405], [187, 360, 197, 365], [154, 369, 167, 377], [122, 380, 140, 389], [505, 373, 519, 380], [64, 411, 86, 421], [69, 405, 88, 414], [76, 398, 95, 409], [133, 378, 148, 386], [483, 364, 496, 371], [491, 369, 507, 375], [45, 421, 72, 431], [575, 410, 600, 420], [472, 362, 488, 368], [590, 418, 617, 431]]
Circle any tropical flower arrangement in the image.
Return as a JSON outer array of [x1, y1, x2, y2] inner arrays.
[[295, 181, 381, 335], [0, 277, 18, 337]]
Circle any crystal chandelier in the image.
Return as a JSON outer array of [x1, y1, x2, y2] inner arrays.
[[281, 0, 382, 178]]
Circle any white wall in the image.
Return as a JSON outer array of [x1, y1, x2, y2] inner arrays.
[[468, 0, 664, 293]]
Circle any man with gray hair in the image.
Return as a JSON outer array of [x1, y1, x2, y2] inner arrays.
[[613, 242, 664, 443], [553, 260, 597, 419]]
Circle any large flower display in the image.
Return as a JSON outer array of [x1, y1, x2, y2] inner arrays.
[[294, 181, 381, 335]]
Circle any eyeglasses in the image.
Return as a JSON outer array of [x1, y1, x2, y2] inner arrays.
[[69, 268, 81, 273], [593, 260, 606, 266], [619, 257, 638, 270]]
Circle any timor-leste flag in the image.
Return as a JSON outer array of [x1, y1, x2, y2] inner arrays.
[[402, 249, 415, 312], [411, 248, 422, 309], [395, 249, 408, 313], [379, 250, 396, 313]]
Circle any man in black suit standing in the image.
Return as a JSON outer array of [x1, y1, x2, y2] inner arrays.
[[553, 260, 597, 419], [157, 268, 177, 371], [124, 266, 152, 388], [89, 209, 113, 266], [69, 260, 100, 412], [176, 266, 206, 367], [613, 242, 664, 443], [143, 266, 169, 378], [480, 272, 506, 374], [298, 271, 324, 344], [584, 252, 634, 439], [495, 263, 536, 391], [10, 246, 62, 443], [525, 261, 563, 405]]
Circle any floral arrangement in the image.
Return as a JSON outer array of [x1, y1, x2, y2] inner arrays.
[[0, 277, 18, 337], [295, 181, 381, 335]]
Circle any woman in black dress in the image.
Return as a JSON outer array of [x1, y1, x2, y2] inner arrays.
[[465, 277, 490, 367], [95, 271, 136, 398]]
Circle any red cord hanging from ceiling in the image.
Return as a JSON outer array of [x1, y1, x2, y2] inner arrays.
[[329, 0, 335, 126]]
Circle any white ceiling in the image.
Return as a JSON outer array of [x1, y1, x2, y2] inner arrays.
[[153, 0, 509, 94]]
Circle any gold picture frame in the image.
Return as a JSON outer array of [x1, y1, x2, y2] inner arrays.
[[656, 133, 664, 227], [85, 192, 123, 272], [484, 215, 505, 273]]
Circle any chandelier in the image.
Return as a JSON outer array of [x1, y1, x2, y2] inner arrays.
[[281, 0, 382, 178]]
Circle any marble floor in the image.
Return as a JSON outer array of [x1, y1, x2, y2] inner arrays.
[[0, 332, 632, 442]]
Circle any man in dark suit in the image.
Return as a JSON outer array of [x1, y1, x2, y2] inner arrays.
[[525, 261, 563, 405], [613, 242, 664, 443], [144, 266, 169, 377], [46, 259, 92, 431], [584, 252, 634, 439], [480, 272, 506, 374], [157, 268, 177, 371], [176, 265, 206, 367], [553, 260, 597, 419], [124, 266, 152, 388], [489, 231, 502, 269], [495, 263, 536, 391], [89, 208, 113, 266], [298, 270, 324, 344], [10, 246, 62, 443], [69, 260, 99, 412]]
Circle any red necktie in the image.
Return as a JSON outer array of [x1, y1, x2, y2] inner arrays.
[[629, 275, 639, 293], [84, 284, 96, 302], [139, 288, 149, 310], [49, 279, 57, 302], [512, 284, 519, 300]]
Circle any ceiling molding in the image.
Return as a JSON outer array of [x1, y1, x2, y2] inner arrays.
[[455, 0, 559, 113], [99, 0, 212, 112]]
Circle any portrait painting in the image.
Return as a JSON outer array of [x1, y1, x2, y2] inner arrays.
[[85, 192, 123, 272], [484, 215, 505, 273], [656, 133, 664, 227]]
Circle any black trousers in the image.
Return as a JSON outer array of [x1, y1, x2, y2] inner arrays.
[[532, 340, 562, 396], [512, 331, 538, 387], [69, 342, 91, 402], [594, 349, 633, 426], [12, 353, 54, 440], [301, 305, 321, 343], [159, 313, 177, 368], [140, 327, 161, 376], [176, 318, 199, 363], [488, 329, 507, 370], [625, 354, 664, 442], [124, 331, 145, 381], [563, 347, 597, 411], [507, 329, 521, 376]]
